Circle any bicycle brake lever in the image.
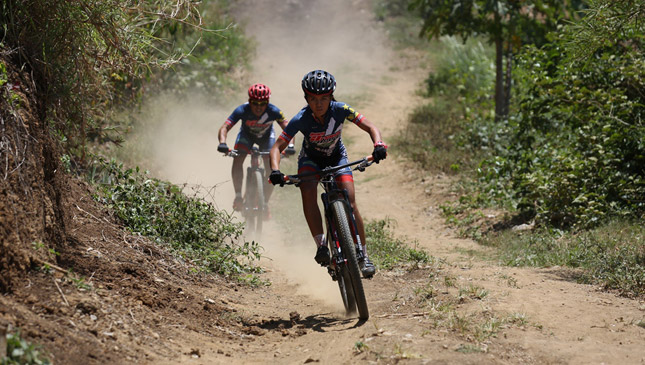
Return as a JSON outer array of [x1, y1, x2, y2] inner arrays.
[[356, 158, 372, 171]]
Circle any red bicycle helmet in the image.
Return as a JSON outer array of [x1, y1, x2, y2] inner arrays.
[[248, 83, 271, 101]]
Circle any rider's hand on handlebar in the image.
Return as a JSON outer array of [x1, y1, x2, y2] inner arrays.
[[372, 141, 387, 163], [217, 143, 229, 154], [284, 144, 296, 156], [269, 170, 286, 186]]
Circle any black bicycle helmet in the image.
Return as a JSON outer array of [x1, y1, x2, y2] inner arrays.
[[301, 70, 336, 95]]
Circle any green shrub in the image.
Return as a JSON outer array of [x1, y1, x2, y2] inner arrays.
[[91, 157, 262, 280], [0, 0, 251, 169], [424, 36, 495, 101], [486, 30, 645, 228], [153, 0, 253, 95], [392, 35, 497, 173], [441, 1, 645, 230]]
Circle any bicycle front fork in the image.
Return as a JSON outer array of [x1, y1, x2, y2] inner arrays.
[[322, 194, 365, 281]]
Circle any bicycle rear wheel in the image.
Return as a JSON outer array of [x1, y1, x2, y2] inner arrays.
[[331, 200, 369, 320]]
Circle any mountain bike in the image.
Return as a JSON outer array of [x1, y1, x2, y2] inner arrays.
[[281, 156, 375, 320], [224, 147, 270, 235]]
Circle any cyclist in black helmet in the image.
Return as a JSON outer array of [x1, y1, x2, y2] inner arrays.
[[268, 70, 387, 278]]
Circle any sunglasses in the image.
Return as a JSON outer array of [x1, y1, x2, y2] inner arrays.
[[249, 100, 268, 106]]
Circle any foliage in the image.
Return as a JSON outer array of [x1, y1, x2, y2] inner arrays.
[[425, 36, 495, 100], [566, 0, 645, 60], [481, 11, 645, 228], [90, 156, 263, 280], [409, 0, 581, 45], [0, 0, 250, 169], [400, 0, 644, 230], [392, 35, 495, 174], [365, 219, 431, 270], [409, 0, 586, 119], [2, 330, 51, 365], [483, 221, 645, 297], [152, 0, 252, 95]]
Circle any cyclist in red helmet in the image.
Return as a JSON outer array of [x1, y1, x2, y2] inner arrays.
[[218, 83, 295, 214], [268, 70, 387, 278]]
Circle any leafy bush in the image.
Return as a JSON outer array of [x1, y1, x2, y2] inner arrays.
[[425, 36, 495, 101], [91, 157, 262, 280], [366, 219, 431, 270], [428, 1, 645, 230], [2, 330, 51, 365], [0, 0, 251, 169], [484, 26, 645, 228], [152, 0, 252, 95]]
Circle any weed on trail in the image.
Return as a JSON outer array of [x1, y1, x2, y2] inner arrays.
[[2, 328, 51, 365], [366, 218, 432, 270], [483, 221, 645, 297]]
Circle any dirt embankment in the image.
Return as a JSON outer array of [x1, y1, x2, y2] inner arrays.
[[1, 0, 644, 364]]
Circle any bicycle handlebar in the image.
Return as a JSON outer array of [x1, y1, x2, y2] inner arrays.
[[224, 148, 271, 158], [282, 156, 374, 185]]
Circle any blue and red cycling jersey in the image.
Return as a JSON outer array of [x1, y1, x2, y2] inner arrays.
[[226, 102, 286, 153], [279, 101, 364, 162], [279, 101, 365, 179], [225, 103, 287, 140]]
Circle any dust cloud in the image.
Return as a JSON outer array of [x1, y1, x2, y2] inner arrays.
[[128, 0, 394, 311]]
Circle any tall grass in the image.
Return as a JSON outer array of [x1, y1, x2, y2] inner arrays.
[[483, 221, 645, 297], [366, 219, 431, 270]]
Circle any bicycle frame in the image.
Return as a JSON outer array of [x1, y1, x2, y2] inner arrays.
[[225, 146, 270, 234], [319, 173, 365, 278], [284, 156, 372, 266], [283, 157, 373, 318]]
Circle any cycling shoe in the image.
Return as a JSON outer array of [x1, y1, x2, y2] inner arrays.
[[359, 257, 376, 278]]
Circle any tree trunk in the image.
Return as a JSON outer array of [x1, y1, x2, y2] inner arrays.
[[494, 37, 505, 121], [502, 39, 513, 117]]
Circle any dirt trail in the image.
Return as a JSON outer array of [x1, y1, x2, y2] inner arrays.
[[146, 0, 645, 363]]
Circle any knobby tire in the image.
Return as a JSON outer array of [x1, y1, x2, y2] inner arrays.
[[253, 169, 265, 234], [331, 200, 369, 320], [336, 261, 357, 314], [244, 168, 258, 234]]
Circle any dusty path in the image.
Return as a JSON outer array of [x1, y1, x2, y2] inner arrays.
[[147, 0, 645, 363]]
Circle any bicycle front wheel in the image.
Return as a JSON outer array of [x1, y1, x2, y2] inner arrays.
[[331, 200, 369, 320], [253, 169, 265, 234], [336, 261, 357, 315]]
